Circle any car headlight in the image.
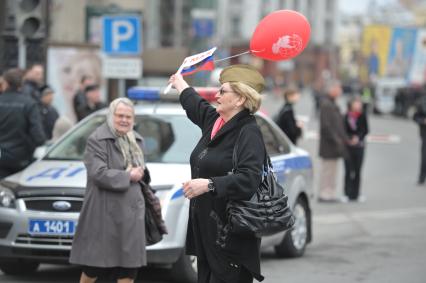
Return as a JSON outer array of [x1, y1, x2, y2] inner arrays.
[[0, 185, 16, 208]]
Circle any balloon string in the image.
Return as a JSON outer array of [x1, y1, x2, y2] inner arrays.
[[214, 49, 265, 63]]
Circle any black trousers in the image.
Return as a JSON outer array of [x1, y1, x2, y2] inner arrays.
[[344, 146, 365, 200], [419, 139, 426, 184], [197, 259, 253, 283]]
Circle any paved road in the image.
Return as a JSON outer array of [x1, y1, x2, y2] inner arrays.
[[1, 90, 425, 283]]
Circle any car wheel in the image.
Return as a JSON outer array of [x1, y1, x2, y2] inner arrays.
[[0, 260, 40, 275], [274, 197, 309, 258], [170, 252, 197, 283]]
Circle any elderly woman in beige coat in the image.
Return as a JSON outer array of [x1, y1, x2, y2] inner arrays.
[[70, 97, 149, 283]]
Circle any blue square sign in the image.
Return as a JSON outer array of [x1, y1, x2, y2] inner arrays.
[[102, 15, 141, 55]]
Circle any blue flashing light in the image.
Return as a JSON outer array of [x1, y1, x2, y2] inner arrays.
[[127, 87, 161, 101]]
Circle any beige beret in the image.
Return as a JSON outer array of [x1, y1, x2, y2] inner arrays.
[[219, 64, 265, 93]]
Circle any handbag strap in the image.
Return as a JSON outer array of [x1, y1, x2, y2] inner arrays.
[[232, 125, 271, 175]]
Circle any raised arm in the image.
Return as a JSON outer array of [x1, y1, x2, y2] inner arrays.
[[169, 74, 218, 131]]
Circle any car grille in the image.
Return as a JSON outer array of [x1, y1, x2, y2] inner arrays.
[[23, 197, 83, 212], [15, 234, 73, 247]]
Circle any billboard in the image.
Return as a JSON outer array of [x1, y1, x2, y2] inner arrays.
[[409, 29, 426, 85], [47, 46, 105, 122], [386, 27, 417, 78], [361, 25, 392, 80]]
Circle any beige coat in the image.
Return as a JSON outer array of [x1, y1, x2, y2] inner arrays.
[[69, 123, 146, 268]]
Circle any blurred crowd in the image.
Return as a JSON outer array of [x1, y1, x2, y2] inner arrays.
[[0, 65, 105, 179]]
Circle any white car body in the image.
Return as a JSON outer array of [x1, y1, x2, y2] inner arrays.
[[0, 94, 313, 282]]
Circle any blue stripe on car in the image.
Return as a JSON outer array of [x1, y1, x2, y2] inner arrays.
[[272, 155, 312, 183], [27, 166, 86, 182], [169, 156, 311, 201], [272, 155, 312, 173]]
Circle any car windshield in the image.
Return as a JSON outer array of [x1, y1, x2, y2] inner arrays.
[[44, 114, 201, 163]]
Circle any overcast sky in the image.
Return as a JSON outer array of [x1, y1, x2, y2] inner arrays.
[[339, 0, 398, 14]]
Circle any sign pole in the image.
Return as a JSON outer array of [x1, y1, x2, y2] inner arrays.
[[18, 35, 26, 69], [118, 78, 125, 97]]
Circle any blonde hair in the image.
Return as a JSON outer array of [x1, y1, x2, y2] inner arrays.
[[230, 82, 261, 113]]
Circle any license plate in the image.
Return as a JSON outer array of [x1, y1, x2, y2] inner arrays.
[[28, 219, 76, 235]]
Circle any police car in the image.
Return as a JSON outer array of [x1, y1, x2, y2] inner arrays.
[[0, 87, 313, 282]]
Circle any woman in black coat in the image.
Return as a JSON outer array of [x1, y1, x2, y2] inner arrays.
[[169, 65, 266, 283], [343, 97, 369, 201]]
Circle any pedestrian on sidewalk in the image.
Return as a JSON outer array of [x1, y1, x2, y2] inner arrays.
[[275, 88, 303, 145], [39, 85, 59, 140], [22, 64, 44, 103], [70, 98, 164, 283], [413, 88, 426, 185], [169, 64, 266, 283], [318, 80, 348, 202], [73, 75, 94, 121], [343, 97, 369, 201], [75, 84, 106, 121]]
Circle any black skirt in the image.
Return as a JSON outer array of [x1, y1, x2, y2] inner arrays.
[[81, 265, 139, 280]]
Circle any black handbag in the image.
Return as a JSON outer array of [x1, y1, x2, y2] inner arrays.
[[140, 177, 168, 246], [225, 129, 295, 238]]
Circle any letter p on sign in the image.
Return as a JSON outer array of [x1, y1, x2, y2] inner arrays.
[[102, 15, 141, 55]]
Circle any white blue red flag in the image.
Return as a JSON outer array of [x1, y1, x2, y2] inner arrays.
[[180, 47, 217, 76], [164, 47, 217, 94]]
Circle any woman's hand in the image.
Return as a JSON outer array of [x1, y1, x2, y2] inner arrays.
[[183, 178, 209, 199], [168, 74, 190, 94], [130, 166, 144, 182], [349, 136, 359, 146]]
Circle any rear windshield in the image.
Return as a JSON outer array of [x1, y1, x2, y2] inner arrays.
[[44, 115, 201, 163]]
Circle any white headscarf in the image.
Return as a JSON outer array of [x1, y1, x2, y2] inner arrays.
[[107, 98, 145, 170]]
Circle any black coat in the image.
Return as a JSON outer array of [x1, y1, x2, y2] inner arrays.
[[275, 102, 302, 144], [414, 95, 426, 139], [0, 90, 46, 172], [22, 80, 41, 103], [73, 90, 87, 121], [180, 88, 265, 282], [343, 112, 369, 148], [41, 104, 59, 140], [76, 102, 107, 121], [319, 96, 348, 159]]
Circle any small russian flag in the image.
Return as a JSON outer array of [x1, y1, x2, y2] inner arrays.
[[164, 47, 217, 94], [181, 55, 215, 76]]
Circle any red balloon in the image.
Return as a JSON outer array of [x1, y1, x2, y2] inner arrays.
[[250, 10, 311, 61]]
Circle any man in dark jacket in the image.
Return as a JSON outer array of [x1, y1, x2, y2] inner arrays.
[[73, 75, 94, 121], [318, 80, 348, 202], [21, 64, 44, 103], [0, 68, 47, 178], [39, 85, 59, 140], [413, 89, 426, 185], [275, 88, 303, 144], [75, 84, 106, 121]]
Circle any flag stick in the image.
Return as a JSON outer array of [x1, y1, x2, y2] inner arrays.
[[164, 63, 185, 94]]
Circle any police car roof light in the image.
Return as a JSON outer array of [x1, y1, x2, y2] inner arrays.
[[127, 86, 219, 103], [127, 87, 162, 101]]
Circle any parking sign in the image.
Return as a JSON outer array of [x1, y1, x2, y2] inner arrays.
[[102, 15, 141, 55]]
